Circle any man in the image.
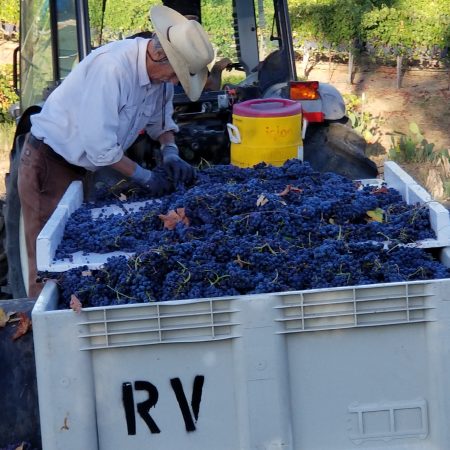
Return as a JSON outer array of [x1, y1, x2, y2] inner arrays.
[[18, 5, 214, 297], [128, 16, 232, 92]]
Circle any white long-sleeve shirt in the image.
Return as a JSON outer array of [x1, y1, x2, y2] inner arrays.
[[31, 38, 179, 171]]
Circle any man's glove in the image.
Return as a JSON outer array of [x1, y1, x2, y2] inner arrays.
[[161, 143, 196, 184], [130, 164, 172, 196]]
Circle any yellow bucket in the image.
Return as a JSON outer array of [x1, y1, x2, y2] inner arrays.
[[227, 98, 302, 167]]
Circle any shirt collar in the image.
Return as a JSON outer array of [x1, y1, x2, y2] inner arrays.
[[138, 38, 151, 87]]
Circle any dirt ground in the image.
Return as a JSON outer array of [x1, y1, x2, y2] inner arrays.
[[0, 39, 16, 64], [304, 60, 449, 152], [303, 60, 450, 202]]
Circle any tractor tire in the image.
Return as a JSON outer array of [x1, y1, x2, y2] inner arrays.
[[0, 299, 42, 449], [0, 198, 11, 299], [303, 122, 379, 180], [3, 133, 28, 299]]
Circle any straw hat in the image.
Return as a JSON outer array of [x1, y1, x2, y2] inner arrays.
[[149, 5, 214, 101]]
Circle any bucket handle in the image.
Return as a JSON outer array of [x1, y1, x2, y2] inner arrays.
[[226, 123, 241, 144], [302, 117, 308, 140]]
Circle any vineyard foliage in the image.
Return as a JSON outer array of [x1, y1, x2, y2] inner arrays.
[[0, 0, 18, 25], [290, 0, 450, 63], [362, 0, 450, 61], [290, 0, 374, 53], [1, 0, 449, 62], [0, 0, 448, 122]]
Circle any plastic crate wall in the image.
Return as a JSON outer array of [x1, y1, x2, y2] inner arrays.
[[32, 279, 450, 450]]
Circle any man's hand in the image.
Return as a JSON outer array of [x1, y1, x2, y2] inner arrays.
[[161, 143, 196, 184], [130, 164, 172, 196]]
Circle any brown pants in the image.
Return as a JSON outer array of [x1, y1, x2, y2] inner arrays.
[[18, 133, 86, 298]]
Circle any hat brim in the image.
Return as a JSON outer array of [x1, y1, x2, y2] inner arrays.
[[151, 6, 208, 101]]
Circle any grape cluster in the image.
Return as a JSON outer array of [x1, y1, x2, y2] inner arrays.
[[46, 160, 449, 309]]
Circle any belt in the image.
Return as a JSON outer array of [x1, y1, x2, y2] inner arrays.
[[27, 133, 86, 175]]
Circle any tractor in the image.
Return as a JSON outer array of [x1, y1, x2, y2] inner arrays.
[[0, 1, 379, 446], [4, 0, 377, 298]]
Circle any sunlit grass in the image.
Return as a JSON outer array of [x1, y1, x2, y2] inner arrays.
[[0, 121, 13, 196], [222, 70, 246, 86], [0, 121, 14, 159]]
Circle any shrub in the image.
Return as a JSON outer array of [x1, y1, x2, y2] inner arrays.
[[388, 122, 449, 165], [0, 0, 19, 26], [361, 0, 450, 65], [344, 93, 382, 144], [0, 64, 18, 123]]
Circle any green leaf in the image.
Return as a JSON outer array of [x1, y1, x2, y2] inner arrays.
[[409, 122, 421, 135], [366, 208, 384, 223], [363, 129, 375, 143], [347, 111, 356, 127]]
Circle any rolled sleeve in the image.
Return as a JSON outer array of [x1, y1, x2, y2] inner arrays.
[[89, 143, 123, 167]]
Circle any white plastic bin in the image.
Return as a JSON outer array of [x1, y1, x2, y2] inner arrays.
[[35, 161, 450, 273], [33, 278, 450, 449]]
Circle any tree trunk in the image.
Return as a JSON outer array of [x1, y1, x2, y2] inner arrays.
[[348, 51, 354, 85], [257, 0, 266, 60], [328, 48, 332, 80], [302, 48, 310, 78], [396, 55, 403, 89]]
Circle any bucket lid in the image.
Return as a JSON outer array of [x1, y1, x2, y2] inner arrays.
[[233, 98, 302, 118]]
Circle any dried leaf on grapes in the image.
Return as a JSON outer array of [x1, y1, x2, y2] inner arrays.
[[256, 194, 269, 207], [0, 307, 14, 328], [70, 294, 83, 313], [159, 208, 190, 229], [278, 184, 302, 196], [12, 312, 32, 340]]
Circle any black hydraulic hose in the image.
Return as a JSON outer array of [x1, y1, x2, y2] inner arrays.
[[76, 0, 92, 59], [277, 0, 297, 81], [49, 0, 60, 81], [13, 45, 19, 95], [99, 0, 108, 46], [162, 82, 166, 130]]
